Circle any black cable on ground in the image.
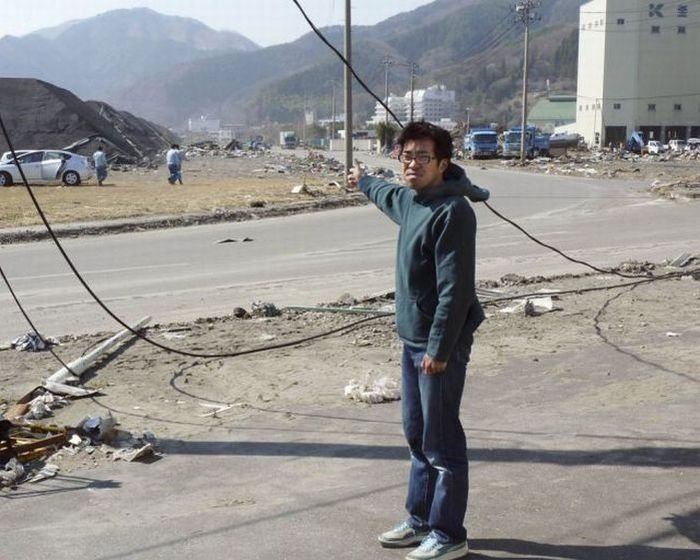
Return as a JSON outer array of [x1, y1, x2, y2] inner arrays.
[[1, 3, 692, 367], [290, 1, 664, 281], [481, 200, 657, 279], [0, 263, 80, 378], [0, 111, 391, 359], [480, 269, 695, 307]]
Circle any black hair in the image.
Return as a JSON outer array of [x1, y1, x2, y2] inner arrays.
[[396, 121, 452, 161]]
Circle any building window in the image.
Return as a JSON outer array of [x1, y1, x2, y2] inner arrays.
[[651, 25, 660, 33], [648, 104, 656, 112], [579, 105, 583, 111], [613, 103, 621, 110], [674, 103, 682, 111], [585, 104, 589, 111], [617, 18, 625, 25], [678, 26, 686, 34]]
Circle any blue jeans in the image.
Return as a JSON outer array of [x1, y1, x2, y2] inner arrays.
[[96, 165, 107, 184], [167, 164, 181, 184], [401, 334, 472, 544]]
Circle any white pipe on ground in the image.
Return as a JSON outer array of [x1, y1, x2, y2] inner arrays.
[[46, 316, 151, 385]]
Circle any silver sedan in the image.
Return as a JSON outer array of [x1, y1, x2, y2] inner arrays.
[[0, 149, 93, 186]]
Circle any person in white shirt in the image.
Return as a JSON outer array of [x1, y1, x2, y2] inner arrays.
[[166, 144, 183, 185], [92, 145, 108, 186]]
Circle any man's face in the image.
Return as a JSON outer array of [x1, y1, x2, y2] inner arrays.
[[400, 138, 448, 191]]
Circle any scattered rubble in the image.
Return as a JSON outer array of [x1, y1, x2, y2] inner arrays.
[[10, 333, 58, 352], [344, 374, 400, 404], [482, 146, 700, 198]]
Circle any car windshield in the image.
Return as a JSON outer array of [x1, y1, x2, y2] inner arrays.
[[473, 133, 496, 142], [2, 150, 29, 162]]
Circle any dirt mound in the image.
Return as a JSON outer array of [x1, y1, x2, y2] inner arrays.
[[0, 78, 178, 161]]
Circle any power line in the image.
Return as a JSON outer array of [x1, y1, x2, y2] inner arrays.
[[0, 112, 390, 360], [1, 0, 692, 375], [290, 0, 404, 128]]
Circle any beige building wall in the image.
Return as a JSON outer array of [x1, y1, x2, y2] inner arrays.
[[576, 0, 700, 147]]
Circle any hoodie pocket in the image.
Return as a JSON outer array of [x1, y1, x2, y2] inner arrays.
[[395, 296, 433, 343]]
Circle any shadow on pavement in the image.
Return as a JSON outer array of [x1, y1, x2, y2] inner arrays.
[[158, 439, 700, 468], [1, 475, 120, 500], [469, 537, 698, 559], [665, 507, 700, 545]]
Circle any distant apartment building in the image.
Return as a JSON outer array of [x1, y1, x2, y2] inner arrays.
[[188, 116, 221, 133], [368, 94, 408, 126], [368, 84, 456, 126], [576, 0, 700, 147]]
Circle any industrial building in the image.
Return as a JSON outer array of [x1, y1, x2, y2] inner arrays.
[[576, 0, 700, 147]]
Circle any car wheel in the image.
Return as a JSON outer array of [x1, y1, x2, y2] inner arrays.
[[0, 172, 13, 186], [63, 170, 81, 186]]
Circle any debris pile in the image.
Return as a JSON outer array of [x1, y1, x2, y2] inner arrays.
[[345, 374, 400, 404], [650, 177, 700, 199], [11, 333, 58, 352], [1, 317, 160, 488], [0, 413, 161, 487]]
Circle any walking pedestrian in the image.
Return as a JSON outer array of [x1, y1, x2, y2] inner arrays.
[[166, 144, 183, 185], [92, 145, 108, 186]]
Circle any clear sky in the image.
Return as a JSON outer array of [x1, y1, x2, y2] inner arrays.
[[0, 1, 435, 46]]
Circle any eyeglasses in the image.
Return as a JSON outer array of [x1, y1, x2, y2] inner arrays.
[[398, 152, 437, 165]]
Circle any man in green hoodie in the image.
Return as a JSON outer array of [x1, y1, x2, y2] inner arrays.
[[348, 121, 487, 560]]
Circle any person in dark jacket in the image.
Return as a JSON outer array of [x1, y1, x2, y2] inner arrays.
[[348, 121, 487, 560]]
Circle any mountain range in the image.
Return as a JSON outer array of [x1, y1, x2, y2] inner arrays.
[[0, 1, 587, 129]]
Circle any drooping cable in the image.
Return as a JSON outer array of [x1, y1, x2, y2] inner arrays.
[[290, 0, 404, 128], [0, 111, 390, 359], [481, 201, 660, 279], [289, 1, 664, 281], [0, 262, 80, 377], [1, 3, 692, 370]]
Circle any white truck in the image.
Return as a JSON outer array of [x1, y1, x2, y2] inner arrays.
[[280, 131, 297, 149]]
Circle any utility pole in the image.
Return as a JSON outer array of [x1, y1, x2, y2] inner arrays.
[[382, 56, 393, 151], [344, 0, 353, 182], [515, 0, 540, 163], [327, 80, 337, 146], [408, 62, 418, 122]]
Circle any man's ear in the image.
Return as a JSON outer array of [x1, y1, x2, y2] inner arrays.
[[438, 159, 449, 174]]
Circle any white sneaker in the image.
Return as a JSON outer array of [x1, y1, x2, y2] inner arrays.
[[378, 520, 430, 548], [406, 534, 468, 560]]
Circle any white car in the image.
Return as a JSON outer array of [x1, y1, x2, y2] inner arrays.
[[668, 139, 686, 153], [685, 138, 700, 152], [0, 149, 93, 186], [646, 140, 664, 155]]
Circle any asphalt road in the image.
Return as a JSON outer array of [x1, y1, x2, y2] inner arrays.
[[1, 165, 697, 341]]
